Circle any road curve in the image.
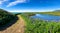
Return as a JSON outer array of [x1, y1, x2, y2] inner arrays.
[[0, 15, 25, 33]]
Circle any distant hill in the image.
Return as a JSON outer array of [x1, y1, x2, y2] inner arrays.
[[0, 9, 16, 26], [54, 10, 60, 12]]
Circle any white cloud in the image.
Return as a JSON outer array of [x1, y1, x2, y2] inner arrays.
[[0, 0, 8, 5], [9, 9, 53, 12], [7, 0, 27, 7]]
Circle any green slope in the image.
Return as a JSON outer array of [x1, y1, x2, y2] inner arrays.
[[0, 9, 16, 26]]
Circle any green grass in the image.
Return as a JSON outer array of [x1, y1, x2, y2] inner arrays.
[[21, 12, 60, 16], [20, 13, 60, 33], [39, 12, 60, 16]]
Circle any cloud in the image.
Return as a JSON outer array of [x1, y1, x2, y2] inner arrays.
[[9, 9, 53, 12], [0, 0, 8, 5], [7, 0, 27, 7]]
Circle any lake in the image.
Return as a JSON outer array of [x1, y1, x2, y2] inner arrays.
[[30, 14, 60, 22]]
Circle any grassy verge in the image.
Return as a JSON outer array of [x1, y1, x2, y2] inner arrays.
[[20, 13, 60, 33]]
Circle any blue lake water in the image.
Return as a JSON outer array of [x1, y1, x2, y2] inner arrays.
[[31, 14, 60, 22]]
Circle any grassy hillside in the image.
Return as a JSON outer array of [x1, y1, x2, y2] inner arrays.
[[39, 12, 60, 16], [20, 11, 60, 16], [0, 9, 17, 26]]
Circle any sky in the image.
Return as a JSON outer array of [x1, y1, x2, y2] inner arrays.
[[0, 0, 60, 12]]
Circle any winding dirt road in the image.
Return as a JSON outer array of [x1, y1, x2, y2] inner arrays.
[[0, 15, 25, 33]]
